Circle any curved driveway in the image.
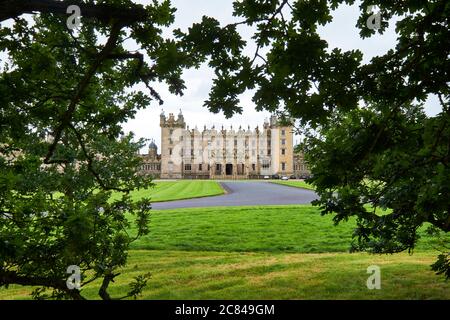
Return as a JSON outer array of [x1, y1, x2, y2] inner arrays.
[[151, 181, 318, 210]]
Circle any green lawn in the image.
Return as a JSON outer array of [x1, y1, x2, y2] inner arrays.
[[128, 205, 446, 253], [112, 180, 224, 203], [270, 180, 315, 190], [130, 205, 355, 253], [2, 250, 448, 300], [2, 204, 448, 299], [91, 250, 450, 300]]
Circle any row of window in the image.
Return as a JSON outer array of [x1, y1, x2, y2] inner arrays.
[[168, 136, 286, 146], [182, 163, 262, 172], [294, 164, 309, 171], [175, 162, 291, 172], [142, 164, 161, 171], [170, 128, 287, 135], [168, 148, 288, 156]]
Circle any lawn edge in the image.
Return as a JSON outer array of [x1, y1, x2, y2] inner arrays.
[[269, 180, 316, 191], [151, 181, 226, 203]]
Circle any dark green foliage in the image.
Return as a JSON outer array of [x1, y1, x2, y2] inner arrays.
[[432, 253, 450, 279], [0, 0, 194, 299], [174, 0, 449, 278], [1, 0, 449, 301]]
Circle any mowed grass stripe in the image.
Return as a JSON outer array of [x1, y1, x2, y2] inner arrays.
[[2, 250, 448, 300], [128, 205, 446, 253], [111, 180, 225, 203]]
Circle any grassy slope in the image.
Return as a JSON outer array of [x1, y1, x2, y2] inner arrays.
[[129, 205, 444, 253], [112, 180, 224, 203], [270, 180, 315, 190], [2, 250, 448, 300], [2, 204, 448, 299]]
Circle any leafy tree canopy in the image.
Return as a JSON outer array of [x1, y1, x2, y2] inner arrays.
[[0, 0, 449, 301], [177, 0, 449, 278], [0, 0, 198, 299]]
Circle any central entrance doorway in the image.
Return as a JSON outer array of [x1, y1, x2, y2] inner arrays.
[[226, 163, 233, 176]]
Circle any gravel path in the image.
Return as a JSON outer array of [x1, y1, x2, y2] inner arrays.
[[151, 181, 318, 210]]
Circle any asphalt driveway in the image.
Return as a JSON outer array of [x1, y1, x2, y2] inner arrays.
[[151, 181, 318, 210]]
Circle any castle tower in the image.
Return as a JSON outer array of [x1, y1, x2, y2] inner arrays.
[[270, 114, 294, 176], [160, 110, 186, 179]]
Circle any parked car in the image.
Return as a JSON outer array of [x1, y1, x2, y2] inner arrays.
[[263, 175, 270, 179], [289, 175, 297, 179], [272, 174, 280, 179], [281, 176, 289, 181]]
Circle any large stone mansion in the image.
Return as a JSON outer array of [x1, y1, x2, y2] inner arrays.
[[139, 110, 310, 179]]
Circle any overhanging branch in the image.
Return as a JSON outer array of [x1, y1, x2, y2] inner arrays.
[[44, 22, 123, 164], [0, 0, 148, 24], [0, 270, 86, 300]]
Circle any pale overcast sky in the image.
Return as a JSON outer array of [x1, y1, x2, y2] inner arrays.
[[0, 1, 441, 151], [122, 0, 441, 152]]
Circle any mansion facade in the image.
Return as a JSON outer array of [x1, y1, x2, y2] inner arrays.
[[139, 110, 310, 179]]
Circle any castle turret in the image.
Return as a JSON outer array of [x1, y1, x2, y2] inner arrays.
[[177, 109, 185, 127], [270, 114, 278, 126], [160, 109, 165, 126], [148, 139, 158, 159]]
